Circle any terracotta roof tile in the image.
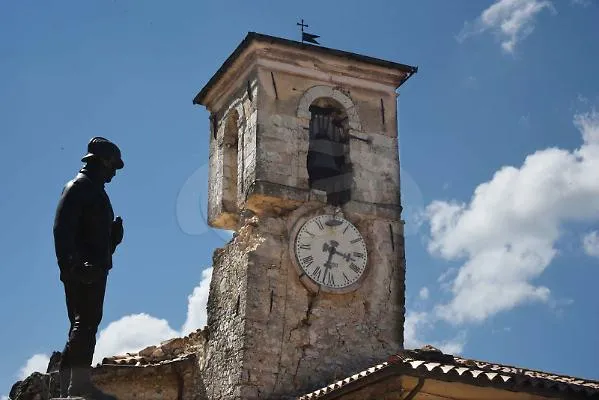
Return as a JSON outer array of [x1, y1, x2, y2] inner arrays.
[[297, 346, 599, 399], [99, 353, 196, 368], [97, 327, 207, 368]]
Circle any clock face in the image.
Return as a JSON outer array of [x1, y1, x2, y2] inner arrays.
[[294, 215, 368, 289]]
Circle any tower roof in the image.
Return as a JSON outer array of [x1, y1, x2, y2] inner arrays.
[[192, 32, 418, 106]]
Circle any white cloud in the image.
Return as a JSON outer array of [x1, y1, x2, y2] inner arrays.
[[181, 267, 213, 336], [582, 231, 599, 257], [492, 326, 512, 334], [571, 0, 591, 7], [418, 287, 430, 300], [93, 314, 178, 365], [404, 311, 466, 355], [426, 109, 599, 325], [2, 395, 8, 400], [457, 0, 555, 53], [404, 311, 429, 350], [18, 354, 50, 380], [578, 94, 590, 104]]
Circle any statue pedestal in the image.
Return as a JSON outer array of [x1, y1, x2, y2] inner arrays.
[[51, 397, 86, 400]]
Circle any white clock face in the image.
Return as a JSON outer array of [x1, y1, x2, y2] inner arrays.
[[294, 215, 368, 289]]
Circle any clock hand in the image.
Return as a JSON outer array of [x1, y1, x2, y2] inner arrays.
[[331, 248, 355, 263], [322, 241, 340, 273], [324, 246, 335, 267]]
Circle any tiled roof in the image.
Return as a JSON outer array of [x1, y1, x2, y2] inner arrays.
[[98, 328, 206, 368], [298, 346, 599, 399], [99, 353, 196, 368]]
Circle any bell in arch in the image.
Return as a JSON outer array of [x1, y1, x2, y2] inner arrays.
[[307, 103, 348, 199]]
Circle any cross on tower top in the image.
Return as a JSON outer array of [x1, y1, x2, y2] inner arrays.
[[296, 19, 309, 33], [297, 19, 320, 44]]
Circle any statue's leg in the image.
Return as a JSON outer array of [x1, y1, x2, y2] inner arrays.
[[68, 274, 116, 399], [59, 279, 77, 397]]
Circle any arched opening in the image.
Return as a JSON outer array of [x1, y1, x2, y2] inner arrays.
[[223, 110, 239, 213], [307, 98, 352, 206]]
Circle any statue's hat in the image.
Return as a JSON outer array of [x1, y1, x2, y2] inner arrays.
[[81, 137, 124, 169]]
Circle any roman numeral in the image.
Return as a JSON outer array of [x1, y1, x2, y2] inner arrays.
[[349, 263, 360, 273], [343, 225, 349, 234], [343, 272, 350, 283], [352, 252, 364, 258], [350, 238, 361, 244], [302, 255, 314, 267], [326, 273, 335, 286], [312, 266, 322, 280], [305, 231, 315, 238], [299, 243, 311, 250], [316, 219, 324, 230]]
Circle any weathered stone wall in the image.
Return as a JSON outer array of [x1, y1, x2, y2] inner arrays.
[[202, 51, 407, 399], [197, 36, 408, 400], [94, 328, 208, 399], [248, 66, 401, 217], [203, 204, 406, 399], [207, 72, 258, 230], [10, 357, 201, 400], [249, 206, 404, 398], [7, 330, 207, 400], [202, 222, 265, 399], [92, 363, 187, 400]]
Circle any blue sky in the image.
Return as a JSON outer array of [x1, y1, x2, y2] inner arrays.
[[1, 0, 599, 396]]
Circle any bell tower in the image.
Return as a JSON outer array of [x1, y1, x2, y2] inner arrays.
[[193, 32, 417, 399]]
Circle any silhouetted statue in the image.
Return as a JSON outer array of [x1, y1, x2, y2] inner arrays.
[[53, 137, 124, 399]]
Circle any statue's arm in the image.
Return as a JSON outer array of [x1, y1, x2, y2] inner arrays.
[[53, 182, 85, 274], [110, 216, 123, 254]]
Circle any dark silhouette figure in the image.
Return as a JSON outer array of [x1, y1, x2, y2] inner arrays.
[[53, 137, 124, 399]]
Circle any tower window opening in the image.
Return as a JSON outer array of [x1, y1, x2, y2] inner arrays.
[[307, 99, 352, 206]]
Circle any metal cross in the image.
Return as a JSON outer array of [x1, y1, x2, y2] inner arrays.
[[297, 19, 309, 34]]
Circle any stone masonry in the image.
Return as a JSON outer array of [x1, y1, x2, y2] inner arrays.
[[10, 329, 207, 400], [203, 206, 406, 399], [195, 33, 413, 399]]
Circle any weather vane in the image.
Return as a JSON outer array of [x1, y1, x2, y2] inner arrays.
[[297, 19, 320, 45]]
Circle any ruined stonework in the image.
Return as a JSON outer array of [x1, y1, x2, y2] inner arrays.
[[10, 329, 207, 400], [206, 73, 258, 230], [202, 221, 263, 399], [194, 33, 412, 399], [203, 206, 406, 399], [93, 330, 209, 399]]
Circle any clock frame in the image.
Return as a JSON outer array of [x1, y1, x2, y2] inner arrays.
[[289, 209, 369, 294]]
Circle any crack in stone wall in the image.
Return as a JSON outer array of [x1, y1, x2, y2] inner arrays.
[[204, 207, 405, 399], [202, 62, 406, 399]]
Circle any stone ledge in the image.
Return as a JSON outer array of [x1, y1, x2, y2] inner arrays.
[[51, 398, 85, 400], [245, 180, 403, 220]]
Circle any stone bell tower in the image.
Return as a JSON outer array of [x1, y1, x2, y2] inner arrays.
[[193, 32, 417, 399]]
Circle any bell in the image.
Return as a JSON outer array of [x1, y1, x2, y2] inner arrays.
[[308, 154, 341, 180], [308, 139, 342, 177]]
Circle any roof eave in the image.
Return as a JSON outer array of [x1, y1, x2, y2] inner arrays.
[[192, 32, 418, 107]]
